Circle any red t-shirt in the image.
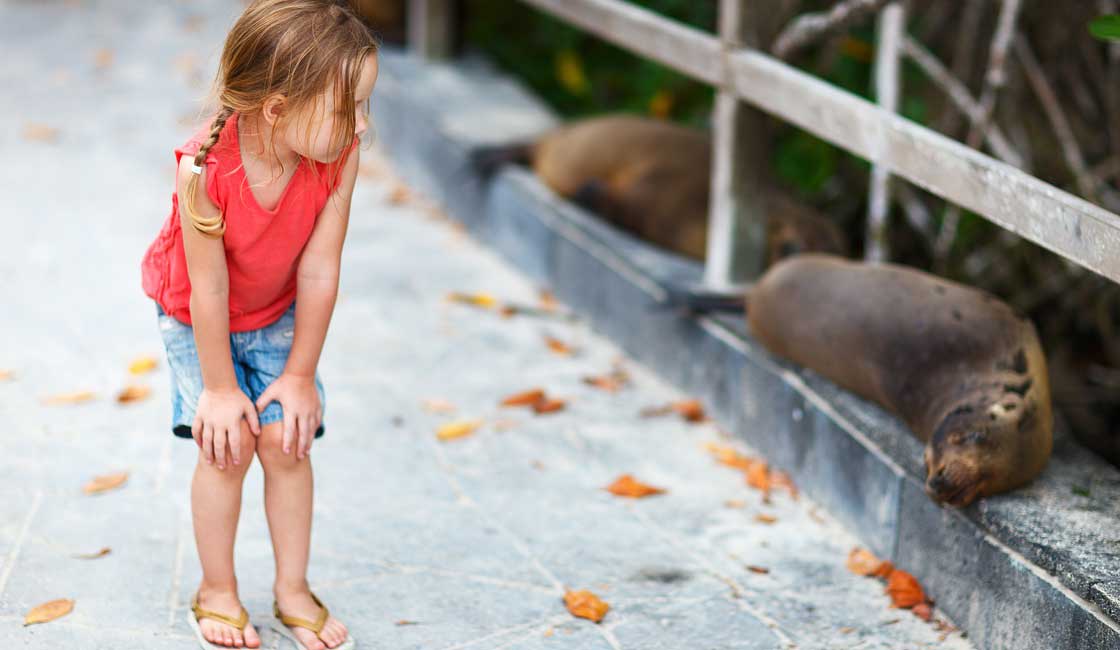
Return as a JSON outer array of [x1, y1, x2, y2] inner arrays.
[[140, 112, 356, 332]]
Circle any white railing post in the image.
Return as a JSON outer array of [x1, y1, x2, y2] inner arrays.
[[864, 2, 905, 262], [704, 0, 769, 289], [409, 0, 456, 60]]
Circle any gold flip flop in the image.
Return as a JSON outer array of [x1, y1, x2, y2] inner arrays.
[[271, 591, 355, 650], [187, 591, 251, 649]]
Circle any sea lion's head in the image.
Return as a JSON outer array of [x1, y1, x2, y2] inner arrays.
[[924, 394, 1035, 507]]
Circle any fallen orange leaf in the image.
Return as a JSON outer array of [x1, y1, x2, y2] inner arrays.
[[388, 183, 412, 204], [83, 471, 128, 495], [724, 499, 746, 508], [394, 619, 420, 626], [23, 123, 59, 143], [93, 48, 114, 69], [24, 599, 73, 626], [704, 442, 756, 471], [639, 404, 675, 418], [846, 547, 891, 577], [563, 589, 609, 623], [42, 390, 96, 405], [583, 371, 628, 392], [544, 336, 574, 355], [745, 461, 771, 493], [73, 547, 111, 560], [128, 355, 159, 375], [746, 565, 770, 574], [436, 420, 481, 441], [539, 289, 558, 311], [500, 388, 546, 407], [446, 292, 497, 309], [0, 369, 14, 381], [421, 398, 456, 414], [912, 602, 933, 621], [754, 513, 778, 525], [116, 385, 151, 403], [885, 569, 926, 609], [532, 398, 567, 414], [605, 474, 665, 498], [771, 470, 799, 500], [671, 399, 706, 422]]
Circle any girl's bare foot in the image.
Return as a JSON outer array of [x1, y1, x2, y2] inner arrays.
[[273, 586, 349, 650], [194, 586, 261, 648]]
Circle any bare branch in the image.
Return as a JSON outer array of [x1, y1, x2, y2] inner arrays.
[[936, 0, 984, 137], [1015, 35, 1101, 201], [900, 36, 1022, 166], [771, 0, 892, 59], [936, 0, 1022, 263]]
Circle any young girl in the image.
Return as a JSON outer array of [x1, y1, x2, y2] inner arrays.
[[140, 2, 378, 648]]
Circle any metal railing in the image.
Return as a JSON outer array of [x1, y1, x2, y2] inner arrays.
[[408, 0, 1120, 289]]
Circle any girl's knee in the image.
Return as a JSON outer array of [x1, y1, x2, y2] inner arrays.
[[255, 422, 302, 471]]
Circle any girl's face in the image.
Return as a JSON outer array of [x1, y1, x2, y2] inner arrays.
[[281, 54, 379, 164]]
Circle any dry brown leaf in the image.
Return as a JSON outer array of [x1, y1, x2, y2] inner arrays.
[[544, 336, 574, 356], [704, 442, 757, 471], [493, 419, 519, 432], [500, 388, 546, 407], [73, 547, 111, 560], [394, 619, 420, 626], [83, 471, 129, 495], [639, 404, 675, 418], [436, 420, 481, 441], [912, 602, 933, 621], [539, 289, 558, 311], [671, 399, 706, 422], [542, 626, 555, 637], [724, 499, 746, 509], [42, 390, 95, 405], [128, 355, 159, 375], [745, 461, 771, 494], [116, 385, 151, 403], [421, 398, 456, 414], [605, 474, 665, 498], [388, 183, 412, 204], [23, 123, 59, 143], [754, 513, 778, 525], [839, 627, 855, 634], [746, 565, 770, 574], [885, 569, 927, 609], [846, 548, 890, 577], [563, 589, 610, 623], [532, 398, 566, 414], [583, 370, 629, 392], [498, 305, 518, 318], [771, 470, 799, 500], [93, 48, 113, 69], [446, 291, 497, 309], [24, 599, 73, 626], [0, 369, 13, 381]]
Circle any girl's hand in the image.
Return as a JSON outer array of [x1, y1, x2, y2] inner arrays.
[[254, 373, 321, 460], [191, 387, 261, 470]]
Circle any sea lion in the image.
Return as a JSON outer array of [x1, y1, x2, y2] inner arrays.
[[477, 114, 847, 264], [747, 254, 1053, 507]]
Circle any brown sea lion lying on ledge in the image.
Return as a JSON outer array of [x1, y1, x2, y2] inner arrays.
[[745, 255, 1053, 507], [475, 114, 846, 264]]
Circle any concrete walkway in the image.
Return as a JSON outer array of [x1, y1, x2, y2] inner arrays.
[[0, 2, 972, 648]]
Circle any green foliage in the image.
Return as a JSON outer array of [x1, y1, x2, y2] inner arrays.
[[1089, 14, 1120, 41], [775, 130, 837, 196], [464, 0, 716, 125]]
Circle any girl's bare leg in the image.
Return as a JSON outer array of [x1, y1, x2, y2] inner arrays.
[[191, 421, 261, 648], [257, 423, 349, 650]]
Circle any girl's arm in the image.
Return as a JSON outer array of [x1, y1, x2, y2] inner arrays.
[[254, 145, 360, 458], [177, 156, 261, 467]]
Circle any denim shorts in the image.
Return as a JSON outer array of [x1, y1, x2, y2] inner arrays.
[[155, 301, 326, 439]]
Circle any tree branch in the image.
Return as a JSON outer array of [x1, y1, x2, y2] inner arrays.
[[771, 0, 892, 59]]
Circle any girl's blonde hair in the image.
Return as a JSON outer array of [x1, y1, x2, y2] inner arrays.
[[183, 0, 378, 237]]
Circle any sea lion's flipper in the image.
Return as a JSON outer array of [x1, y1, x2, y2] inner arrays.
[[469, 141, 534, 177], [651, 283, 748, 315]]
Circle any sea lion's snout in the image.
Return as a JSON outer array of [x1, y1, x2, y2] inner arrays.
[[924, 438, 987, 508]]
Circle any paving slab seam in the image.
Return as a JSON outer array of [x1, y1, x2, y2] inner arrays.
[[434, 613, 573, 650], [426, 425, 632, 650], [0, 490, 42, 601]]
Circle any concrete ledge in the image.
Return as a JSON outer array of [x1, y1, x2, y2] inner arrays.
[[371, 47, 1120, 649]]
